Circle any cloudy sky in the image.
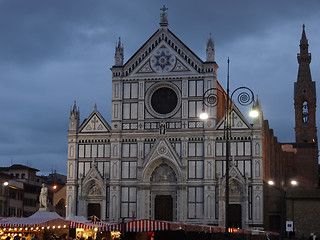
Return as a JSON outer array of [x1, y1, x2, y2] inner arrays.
[[0, 1, 319, 175]]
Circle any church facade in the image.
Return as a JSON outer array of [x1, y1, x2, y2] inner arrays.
[[66, 8, 265, 229]]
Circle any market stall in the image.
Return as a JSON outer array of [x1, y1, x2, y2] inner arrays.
[[0, 212, 108, 240], [102, 219, 279, 240]]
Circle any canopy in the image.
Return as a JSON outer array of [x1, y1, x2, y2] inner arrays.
[[0, 211, 107, 231], [0, 215, 279, 237], [104, 219, 226, 233]]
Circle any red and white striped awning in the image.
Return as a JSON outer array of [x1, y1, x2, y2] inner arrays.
[[126, 220, 169, 232]]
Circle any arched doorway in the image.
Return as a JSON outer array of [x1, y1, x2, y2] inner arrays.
[[150, 163, 177, 221], [87, 203, 101, 220], [220, 178, 246, 228], [228, 179, 245, 228]]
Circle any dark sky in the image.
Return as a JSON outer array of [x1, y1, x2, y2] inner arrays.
[[1, 1, 319, 175]]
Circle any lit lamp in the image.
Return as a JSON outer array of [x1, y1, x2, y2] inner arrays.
[[249, 106, 259, 118], [268, 180, 275, 186], [199, 108, 209, 120], [290, 180, 298, 186], [200, 58, 258, 238]]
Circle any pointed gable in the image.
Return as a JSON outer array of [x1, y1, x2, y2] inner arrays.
[[143, 138, 181, 169], [121, 28, 205, 78], [81, 162, 105, 196], [216, 107, 252, 130], [79, 108, 111, 133]]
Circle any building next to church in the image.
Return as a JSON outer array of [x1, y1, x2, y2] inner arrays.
[[0, 164, 67, 218], [66, 7, 319, 235], [262, 25, 319, 238]]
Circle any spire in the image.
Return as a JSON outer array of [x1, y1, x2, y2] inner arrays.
[[252, 95, 263, 128], [160, 5, 168, 27], [206, 33, 215, 62], [296, 25, 312, 85], [69, 101, 80, 132], [114, 37, 124, 66], [299, 24, 310, 59]]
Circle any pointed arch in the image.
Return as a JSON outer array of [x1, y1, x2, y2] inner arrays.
[[255, 160, 261, 177], [255, 195, 261, 220], [142, 156, 182, 183]]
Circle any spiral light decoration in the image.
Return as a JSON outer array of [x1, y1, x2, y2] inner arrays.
[[203, 88, 225, 107], [230, 86, 255, 106]]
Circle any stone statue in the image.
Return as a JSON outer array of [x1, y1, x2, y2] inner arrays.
[[39, 183, 48, 209]]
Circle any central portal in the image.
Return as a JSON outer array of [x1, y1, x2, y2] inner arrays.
[[228, 204, 242, 228], [155, 195, 173, 221], [87, 203, 101, 220]]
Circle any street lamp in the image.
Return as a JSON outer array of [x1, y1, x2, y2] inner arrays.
[[200, 58, 257, 238]]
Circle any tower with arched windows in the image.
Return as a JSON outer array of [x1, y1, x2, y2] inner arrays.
[[293, 25, 318, 188]]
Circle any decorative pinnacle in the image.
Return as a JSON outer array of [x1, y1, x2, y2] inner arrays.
[[160, 5, 168, 27]]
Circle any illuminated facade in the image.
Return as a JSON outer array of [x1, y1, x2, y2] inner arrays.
[[66, 7, 264, 229]]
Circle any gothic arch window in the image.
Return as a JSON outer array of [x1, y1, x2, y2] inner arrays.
[[302, 101, 308, 123]]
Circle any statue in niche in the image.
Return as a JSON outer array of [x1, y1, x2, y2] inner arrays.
[[159, 121, 166, 135]]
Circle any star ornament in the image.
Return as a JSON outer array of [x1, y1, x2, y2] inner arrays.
[[155, 51, 171, 70]]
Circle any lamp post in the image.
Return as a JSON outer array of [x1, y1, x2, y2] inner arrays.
[[200, 58, 257, 239]]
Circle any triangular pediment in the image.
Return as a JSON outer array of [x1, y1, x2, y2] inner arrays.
[[82, 163, 104, 184], [143, 138, 181, 169], [79, 108, 111, 133], [124, 28, 204, 77], [216, 107, 251, 130], [229, 159, 246, 184]]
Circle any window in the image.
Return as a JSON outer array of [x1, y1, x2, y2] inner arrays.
[[215, 141, 251, 157], [189, 80, 204, 97], [123, 83, 138, 99], [122, 143, 137, 158], [123, 103, 138, 119], [121, 162, 137, 179], [121, 187, 137, 218], [79, 144, 111, 158], [188, 187, 204, 219], [188, 160, 204, 179], [188, 142, 203, 157], [144, 143, 154, 157], [78, 161, 92, 178], [248, 186, 252, 220], [171, 142, 181, 156], [188, 100, 203, 118], [215, 186, 219, 219], [97, 161, 110, 178]]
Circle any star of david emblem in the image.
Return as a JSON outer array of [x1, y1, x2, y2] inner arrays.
[[155, 51, 171, 70]]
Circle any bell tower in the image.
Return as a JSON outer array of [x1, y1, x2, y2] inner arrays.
[[293, 25, 318, 188], [294, 25, 317, 144]]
